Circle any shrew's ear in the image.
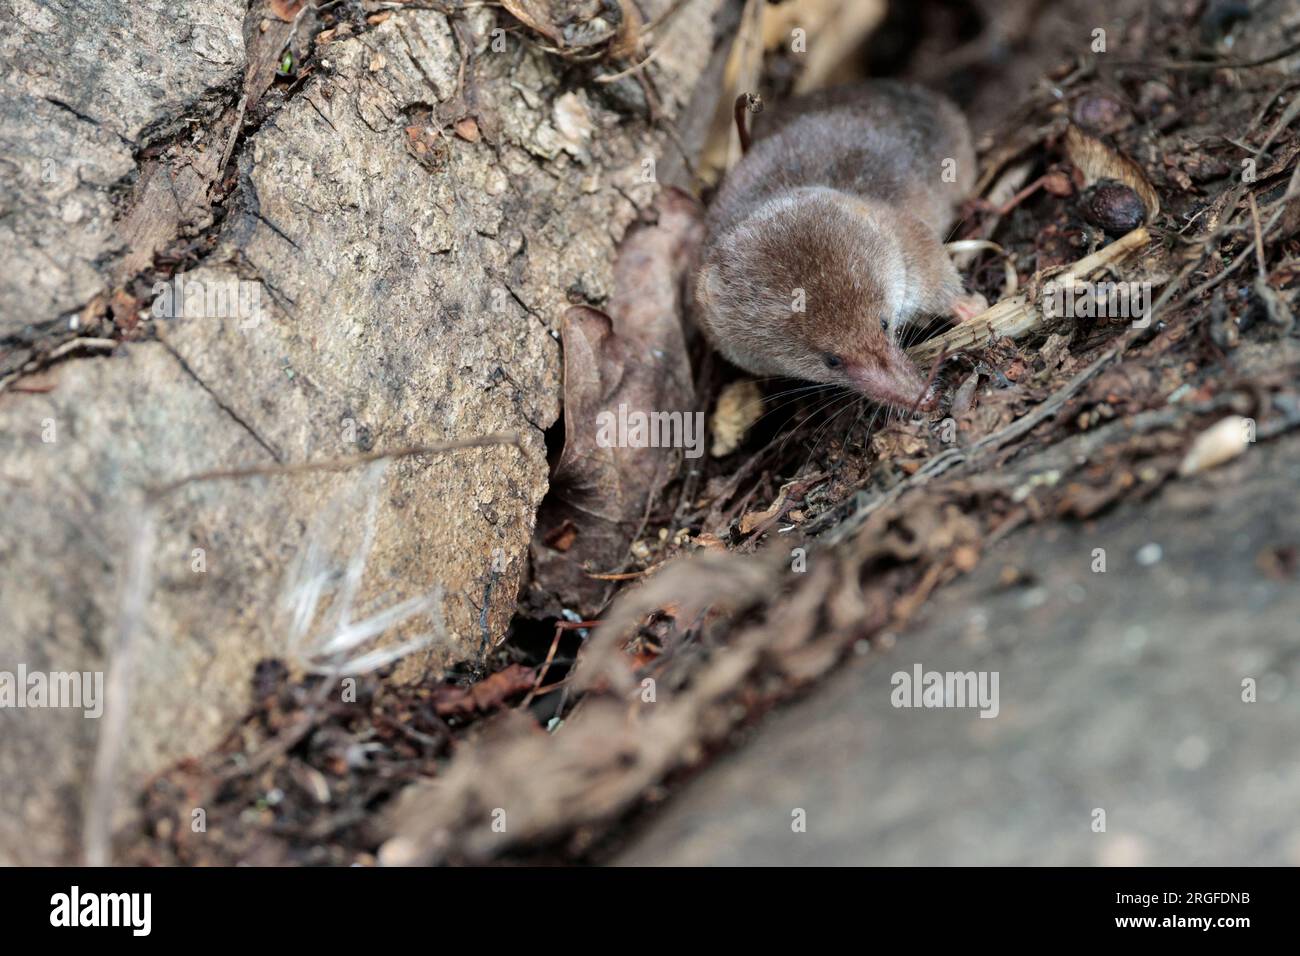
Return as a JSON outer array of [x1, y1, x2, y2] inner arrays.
[[695, 262, 721, 315], [894, 210, 964, 318]]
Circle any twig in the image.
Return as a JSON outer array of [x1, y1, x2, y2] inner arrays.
[[148, 433, 520, 497], [1253, 91, 1300, 161], [0, 337, 118, 392], [910, 226, 1152, 364], [1115, 38, 1300, 71], [46, 336, 118, 359], [519, 628, 562, 710], [733, 93, 762, 154], [1248, 193, 1267, 278], [1156, 170, 1298, 318], [642, 0, 692, 37], [595, 45, 663, 83], [587, 569, 650, 581], [519, 619, 597, 710]]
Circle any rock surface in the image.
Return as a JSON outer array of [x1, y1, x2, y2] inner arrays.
[[0, 0, 246, 342], [618, 433, 1300, 865], [0, 0, 722, 863]]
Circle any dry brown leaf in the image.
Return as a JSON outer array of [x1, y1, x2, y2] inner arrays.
[[697, 0, 765, 184], [608, 0, 644, 61], [692, 532, 728, 553], [500, 0, 564, 45], [502, 0, 640, 54], [870, 425, 931, 461], [738, 499, 782, 536], [530, 190, 703, 614], [269, 0, 305, 22], [542, 519, 578, 552], [454, 117, 481, 142], [738, 475, 825, 536], [950, 370, 980, 418], [788, 0, 888, 94], [430, 664, 537, 719], [1063, 124, 1160, 221]]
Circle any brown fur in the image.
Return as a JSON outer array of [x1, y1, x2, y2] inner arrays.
[[696, 80, 975, 408]]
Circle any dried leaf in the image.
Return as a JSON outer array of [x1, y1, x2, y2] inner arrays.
[[1063, 124, 1160, 221], [608, 0, 644, 61], [950, 370, 980, 418], [454, 117, 481, 143], [501, 0, 565, 45], [738, 475, 825, 536], [270, 0, 305, 22], [692, 532, 728, 553], [531, 190, 703, 613], [542, 519, 578, 552], [869, 425, 930, 461], [431, 664, 537, 719], [738, 499, 781, 536], [698, 0, 765, 184]]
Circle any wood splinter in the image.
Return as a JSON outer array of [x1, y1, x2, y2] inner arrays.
[[733, 92, 763, 154]]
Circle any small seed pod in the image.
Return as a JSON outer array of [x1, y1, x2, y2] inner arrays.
[[1079, 180, 1147, 235], [1178, 415, 1251, 477], [1071, 93, 1130, 136]]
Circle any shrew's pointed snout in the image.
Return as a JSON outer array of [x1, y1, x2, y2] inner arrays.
[[846, 349, 935, 410]]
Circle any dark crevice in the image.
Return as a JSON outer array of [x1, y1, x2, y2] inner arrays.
[[160, 340, 284, 463], [252, 211, 304, 251], [41, 96, 139, 149]]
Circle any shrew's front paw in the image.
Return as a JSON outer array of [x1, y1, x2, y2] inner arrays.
[[950, 291, 989, 324]]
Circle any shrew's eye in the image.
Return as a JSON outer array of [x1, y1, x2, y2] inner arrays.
[[879, 317, 889, 333], [823, 353, 844, 369]]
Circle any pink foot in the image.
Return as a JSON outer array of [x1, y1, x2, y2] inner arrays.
[[950, 292, 989, 324]]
